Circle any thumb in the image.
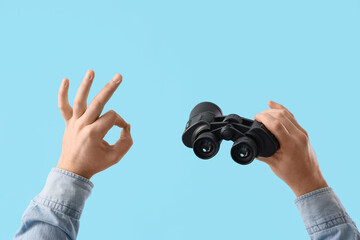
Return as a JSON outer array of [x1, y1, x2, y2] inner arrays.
[[110, 124, 133, 163], [120, 123, 131, 139], [257, 156, 270, 164]]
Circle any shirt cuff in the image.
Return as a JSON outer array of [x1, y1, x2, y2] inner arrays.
[[33, 168, 94, 219], [294, 187, 353, 235]]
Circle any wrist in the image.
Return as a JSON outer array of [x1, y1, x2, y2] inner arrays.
[[291, 175, 328, 197], [57, 159, 93, 180]]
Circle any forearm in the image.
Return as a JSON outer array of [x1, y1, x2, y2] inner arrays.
[[14, 168, 93, 240], [295, 187, 360, 240]]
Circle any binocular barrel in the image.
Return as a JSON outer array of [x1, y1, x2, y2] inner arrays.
[[182, 102, 279, 165]]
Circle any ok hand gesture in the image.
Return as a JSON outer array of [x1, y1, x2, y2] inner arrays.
[[57, 70, 133, 179]]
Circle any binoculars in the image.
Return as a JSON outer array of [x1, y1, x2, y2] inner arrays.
[[182, 102, 280, 165]]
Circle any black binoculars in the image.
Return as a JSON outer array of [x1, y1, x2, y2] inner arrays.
[[182, 102, 280, 165]]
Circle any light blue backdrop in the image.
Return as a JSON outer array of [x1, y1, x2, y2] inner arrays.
[[1, 0, 359, 239]]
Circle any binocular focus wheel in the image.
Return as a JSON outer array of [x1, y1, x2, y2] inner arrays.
[[224, 114, 243, 124]]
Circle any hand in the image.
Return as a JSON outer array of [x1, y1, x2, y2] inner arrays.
[[57, 70, 133, 179], [254, 101, 328, 197]]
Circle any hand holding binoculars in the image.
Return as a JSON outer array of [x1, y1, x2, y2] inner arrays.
[[182, 102, 280, 165]]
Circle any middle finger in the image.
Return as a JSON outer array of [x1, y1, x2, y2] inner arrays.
[[81, 73, 123, 124], [73, 70, 94, 118]]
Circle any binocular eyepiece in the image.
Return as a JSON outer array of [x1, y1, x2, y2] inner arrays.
[[182, 102, 280, 165]]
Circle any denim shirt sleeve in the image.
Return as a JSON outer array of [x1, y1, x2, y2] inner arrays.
[[14, 168, 94, 240], [295, 187, 360, 240]]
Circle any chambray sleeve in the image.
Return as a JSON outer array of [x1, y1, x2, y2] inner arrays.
[[14, 168, 94, 240], [295, 187, 360, 240]]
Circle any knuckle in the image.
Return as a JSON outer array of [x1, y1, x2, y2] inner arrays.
[[274, 111, 286, 119], [75, 119, 86, 129], [87, 126, 99, 137], [113, 157, 121, 164], [255, 113, 265, 121], [108, 110, 117, 117], [109, 153, 122, 164], [272, 120, 282, 131], [58, 104, 64, 110], [92, 99, 103, 109], [128, 137, 134, 147], [73, 99, 82, 109], [108, 81, 115, 88], [288, 110, 294, 117], [279, 109, 287, 116], [122, 138, 133, 149], [303, 130, 309, 137], [286, 111, 295, 119], [297, 133, 308, 144]]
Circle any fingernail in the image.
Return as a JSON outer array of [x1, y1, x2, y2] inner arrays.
[[63, 79, 68, 87], [112, 74, 122, 84], [86, 70, 93, 81]]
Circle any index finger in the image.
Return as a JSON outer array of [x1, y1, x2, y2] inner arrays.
[[254, 112, 290, 144], [268, 100, 294, 117], [81, 74, 123, 124], [92, 110, 128, 139], [268, 100, 308, 136]]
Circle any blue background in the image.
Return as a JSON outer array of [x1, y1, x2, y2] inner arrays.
[[1, 0, 360, 239]]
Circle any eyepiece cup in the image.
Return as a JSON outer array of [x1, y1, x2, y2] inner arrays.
[[231, 137, 258, 165], [193, 132, 220, 159]]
